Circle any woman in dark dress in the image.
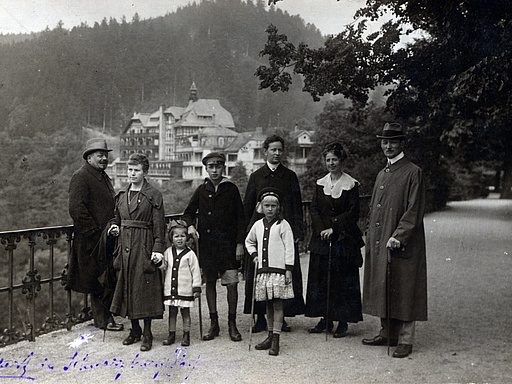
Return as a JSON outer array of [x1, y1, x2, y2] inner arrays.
[[305, 142, 364, 337], [108, 153, 166, 351]]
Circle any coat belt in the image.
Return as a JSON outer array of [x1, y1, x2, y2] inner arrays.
[[121, 220, 152, 229]]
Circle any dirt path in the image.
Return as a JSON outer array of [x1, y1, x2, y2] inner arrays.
[[1, 195, 511, 383]]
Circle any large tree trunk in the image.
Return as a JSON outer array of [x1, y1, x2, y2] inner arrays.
[[500, 156, 512, 199]]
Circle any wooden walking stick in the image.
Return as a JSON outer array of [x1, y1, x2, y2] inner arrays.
[[197, 291, 203, 341], [387, 248, 392, 356], [248, 257, 258, 351], [325, 238, 333, 341], [194, 235, 203, 340]]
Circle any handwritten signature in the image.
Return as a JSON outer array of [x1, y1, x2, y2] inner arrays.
[[0, 348, 199, 381]]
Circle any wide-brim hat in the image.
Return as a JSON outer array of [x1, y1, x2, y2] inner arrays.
[[82, 138, 112, 159], [258, 187, 283, 203], [202, 151, 226, 165], [376, 123, 406, 139]]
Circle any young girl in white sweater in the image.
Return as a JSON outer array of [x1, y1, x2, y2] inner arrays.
[[245, 187, 294, 356], [161, 220, 201, 346]]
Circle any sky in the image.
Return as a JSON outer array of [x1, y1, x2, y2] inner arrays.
[[0, 0, 369, 36]]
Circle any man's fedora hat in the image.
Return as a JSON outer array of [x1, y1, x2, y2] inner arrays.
[[376, 123, 406, 139], [83, 138, 112, 159]]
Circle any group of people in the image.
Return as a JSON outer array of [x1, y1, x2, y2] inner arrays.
[[67, 123, 427, 359]]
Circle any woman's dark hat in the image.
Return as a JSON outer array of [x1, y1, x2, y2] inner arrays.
[[83, 138, 112, 159], [258, 187, 283, 203], [376, 123, 406, 139], [202, 151, 226, 165]]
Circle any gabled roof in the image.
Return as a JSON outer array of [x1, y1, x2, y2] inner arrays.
[[224, 131, 267, 152], [164, 106, 186, 118], [198, 127, 238, 137], [178, 99, 235, 128], [289, 129, 314, 140]]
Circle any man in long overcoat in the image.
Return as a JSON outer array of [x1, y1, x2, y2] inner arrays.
[[67, 138, 123, 331], [243, 134, 306, 332], [183, 152, 246, 342], [362, 123, 427, 358]]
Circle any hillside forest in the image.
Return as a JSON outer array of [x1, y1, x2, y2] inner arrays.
[[0, 0, 329, 231]]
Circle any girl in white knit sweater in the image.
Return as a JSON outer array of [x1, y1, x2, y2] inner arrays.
[[161, 220, 201, 347], [245, 187, 294, 356]]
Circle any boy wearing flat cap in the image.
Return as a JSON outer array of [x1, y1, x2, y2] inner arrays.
[[182, 151, 246, 342]]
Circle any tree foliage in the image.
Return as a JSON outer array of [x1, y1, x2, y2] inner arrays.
[[262, 0, 512, 198]]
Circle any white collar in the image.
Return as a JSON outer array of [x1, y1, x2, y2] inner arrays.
[[267, 161, 279, 172], [316, 172, 359, 198], [388, 152, 405, 165]]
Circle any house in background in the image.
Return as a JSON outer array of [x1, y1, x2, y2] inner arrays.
[[109, 83, 314, 188]]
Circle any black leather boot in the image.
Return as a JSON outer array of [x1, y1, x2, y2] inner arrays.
[[228, 314, 242, 342], [269, 333, 280, 356], [140, 332, 153, 351], [255, 331, 273, 350], [203, 313, 220, 341], [252, 315, 267, 333], [162, 331, 175, 345], [181, 332, 190, 346], [122, 328, 142, 345]]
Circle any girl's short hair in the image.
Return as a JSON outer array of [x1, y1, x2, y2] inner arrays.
[[167, 219, 188, 240], [127, 153, 150, 173], [322, 142, 348, 162], [255, 195, 280, 214]]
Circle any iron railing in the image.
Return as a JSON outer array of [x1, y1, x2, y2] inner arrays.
[[0, 197, 370, 348]]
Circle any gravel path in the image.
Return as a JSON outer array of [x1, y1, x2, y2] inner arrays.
[[1, 195, 511, 383]]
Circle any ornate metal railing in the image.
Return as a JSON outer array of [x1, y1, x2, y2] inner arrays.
[[0, 197, 370, 348], [0, 214, 181, 348]]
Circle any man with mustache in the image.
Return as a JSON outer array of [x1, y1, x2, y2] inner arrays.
[[362, 123, 427, 358], [67, 138, 123, 332]]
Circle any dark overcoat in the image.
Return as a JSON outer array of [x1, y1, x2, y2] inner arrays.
[[362, 157, 428, 321], [182, 178, 245, 273], [67, 162, 115, 294], [243, 163, 306, 316], [109, 180, 166, 320], [305, 177, 364, 322]]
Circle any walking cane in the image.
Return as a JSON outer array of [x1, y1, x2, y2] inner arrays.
[[325, 238, 333, 341], [194, 235, 203, 341], [248, 257, 258, 351], [386, 248, 392, 356]]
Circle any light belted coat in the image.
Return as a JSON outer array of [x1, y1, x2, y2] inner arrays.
[[109, 180, 166, 320], [362, 157, 428, 322]]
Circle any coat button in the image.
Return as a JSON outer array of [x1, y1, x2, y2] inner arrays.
[[208, 212, 212, 215], [125, 247, 129, 252], [375, 222, 380, 227], [377, 204, 382, 208], [379, 185, 384, 190], [376, 240, 380, 245], [385, 168, 390, 173], [207, 229, 211, 233], [209, 194, 213, 198]]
